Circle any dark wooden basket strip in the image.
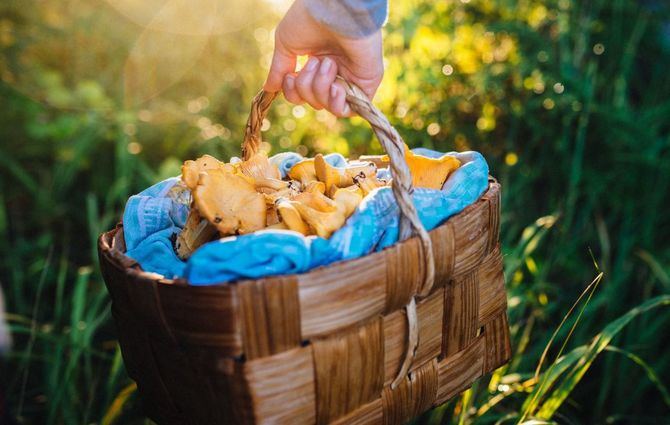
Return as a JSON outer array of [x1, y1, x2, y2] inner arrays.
[[477, 246, 507, 324], [435, 334, 485, 406], [485, 181, 501, 254], [443, 271, 480, 356], [158, 284, 242, 354], [331, 398, 383, 425], [484, 313, 512, 372], [382, 359, 438, 425]]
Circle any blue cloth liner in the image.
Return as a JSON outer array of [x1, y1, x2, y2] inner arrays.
[[123, 149, 489, 285]]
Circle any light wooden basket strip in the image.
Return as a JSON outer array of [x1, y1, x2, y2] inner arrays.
[[298, 253, 386, 338], [428, 223, 456, 289], [312, 318, 384, 424], [237, 276, 301, 359], [382, 287, 442, 385], [242, 346, 316, 424], [383, 237, 423, 313], [450, 201, 490, 277]]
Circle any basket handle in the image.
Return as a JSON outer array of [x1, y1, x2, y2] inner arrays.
[[241, 78, 435, 387], [242, 79, 435, 294]]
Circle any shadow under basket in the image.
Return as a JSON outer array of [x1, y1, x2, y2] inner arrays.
[[98, 178, 511, 425]]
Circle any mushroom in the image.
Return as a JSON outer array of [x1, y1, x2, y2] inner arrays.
[[291, 201, 346, 239], [238, 151, 282, 182], [263, 180, 301, 205], [193, 168, 266, 235], [181, 154, 233, 190], [275, 198, 310, 236], [266, 221, 289, 230], [314, 154, 376, 192], [304, 180, 326, 194], [293, 190, 337, 213], [353, 174, 390, 197], [381, 145, 460, 190], [287, 158, 319, 189], [331, 186, 363, 217], [266, 206, 280, 226], [254, 177, 292, 194], [175, 207, 218, 259], [357, 155, 389, 169]]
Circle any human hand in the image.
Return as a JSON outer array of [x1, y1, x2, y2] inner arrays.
[[264, 0, 384, 117]]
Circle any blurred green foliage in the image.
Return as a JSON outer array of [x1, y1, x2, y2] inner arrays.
[[1, 0, 669, 423]]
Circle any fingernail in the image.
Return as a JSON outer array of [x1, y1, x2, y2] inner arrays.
[[286, 75, 295, 89], [305, 57, 319, 71], [342, 104, 351, 116], [320, 57, 332, 75], [330, 83, 339, 98]]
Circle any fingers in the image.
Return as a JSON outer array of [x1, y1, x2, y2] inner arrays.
[[282, 56, 345, 116], [294, 57, 324, 109], [312, 57, 338, 108], [282, 73, 302, 105], [328, 83, 352, 117], [264, 41, 296, 93]]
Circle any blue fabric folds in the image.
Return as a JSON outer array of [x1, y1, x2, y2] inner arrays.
[[122, 150, 489, 285]]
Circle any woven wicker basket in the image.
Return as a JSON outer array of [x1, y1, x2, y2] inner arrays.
[[98, 81, 511, 425]]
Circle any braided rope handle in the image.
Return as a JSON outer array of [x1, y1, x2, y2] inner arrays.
[[242, 79, 435, 387]]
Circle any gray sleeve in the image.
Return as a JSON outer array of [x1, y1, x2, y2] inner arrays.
[[304, 0, 388, 38]]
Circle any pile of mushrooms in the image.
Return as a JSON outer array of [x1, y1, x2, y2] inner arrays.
[[174, 145, 460, 259]]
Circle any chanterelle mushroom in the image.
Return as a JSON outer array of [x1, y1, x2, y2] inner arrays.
[[193, 168, 266, 235], [293, 190, 337, 213], [287, 159, 317, 188], [181, 154, 233, 190], [331, 187, 363, 217], [353, 174, 390, 197], [238, 152, 281, 182], [291, 201, 346, 239], [175, 207, 218, 259], [382, 145, 460, 190], [314, 154, 376, 192], [275, 198, 310, 236]]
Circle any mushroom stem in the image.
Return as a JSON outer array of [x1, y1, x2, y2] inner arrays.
[[276, 198, 311, 235], [175, 207, 218, 259]]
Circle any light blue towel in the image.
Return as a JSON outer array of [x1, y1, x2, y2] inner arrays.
[[123, 150, 489, 285]]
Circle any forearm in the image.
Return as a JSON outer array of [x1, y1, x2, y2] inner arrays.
[[303, 0, 388, 38]]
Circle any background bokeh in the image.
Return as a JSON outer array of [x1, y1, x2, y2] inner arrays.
[[1, 0, 669, 423]]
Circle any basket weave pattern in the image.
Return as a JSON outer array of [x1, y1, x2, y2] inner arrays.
[[98, 180, 510, 425]]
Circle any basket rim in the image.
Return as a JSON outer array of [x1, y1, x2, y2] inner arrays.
[[98, 178, 499, 289]]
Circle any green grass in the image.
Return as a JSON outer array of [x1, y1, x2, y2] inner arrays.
[[1, 0, 669, 423]]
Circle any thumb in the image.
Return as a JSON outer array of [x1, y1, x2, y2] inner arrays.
[[264, 43, 296, 93]]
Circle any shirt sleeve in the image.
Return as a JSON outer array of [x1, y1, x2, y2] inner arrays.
[[303, 0, 388, 38]]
